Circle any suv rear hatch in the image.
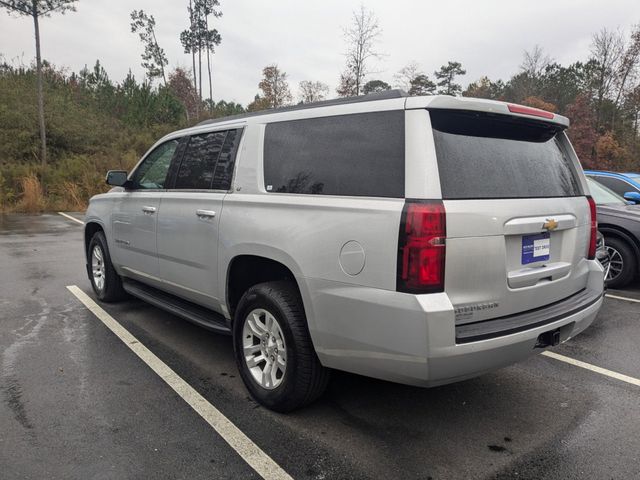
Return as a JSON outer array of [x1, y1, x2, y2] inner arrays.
[[429, 108, 591, 326]]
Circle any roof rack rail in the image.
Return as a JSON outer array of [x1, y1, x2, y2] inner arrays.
[[196, 89, 408, 126]]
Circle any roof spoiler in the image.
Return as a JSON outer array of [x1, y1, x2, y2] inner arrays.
[[406, 96, 569, 128]]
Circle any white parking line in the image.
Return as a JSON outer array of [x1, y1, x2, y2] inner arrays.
[[605, 293, 640, 304], [57, 212, 84, 225], [66, 285, 292, 480], [541, 351, 640, 387]]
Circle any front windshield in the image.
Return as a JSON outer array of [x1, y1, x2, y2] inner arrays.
[[587, 177, 626, 206]]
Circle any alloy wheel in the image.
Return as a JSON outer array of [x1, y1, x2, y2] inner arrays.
[[91, 245, 106, 292], [605, 245, 623, 283], [242, 308, 287, 390]]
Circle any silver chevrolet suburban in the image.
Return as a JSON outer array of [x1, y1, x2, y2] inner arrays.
[[84, 90, 604, 411]]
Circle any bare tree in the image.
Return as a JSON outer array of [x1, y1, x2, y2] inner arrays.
[[517, 45, 553, 99], [1, 0, 77, 166], [336, 71, 357, 97], [612, 24, 640, 128], [520, 45, 552, 79], [339, 5, 382, 96], [590, 28, 625, 130], [299, 80, 329, 103], [258, 65, 292, 108], [394, 61, 422, 91]]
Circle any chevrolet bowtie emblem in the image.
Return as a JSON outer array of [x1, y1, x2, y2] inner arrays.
[[543, 218, 558, 231]]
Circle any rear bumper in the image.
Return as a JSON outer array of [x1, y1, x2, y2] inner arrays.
[[423, 293, 601, 386], [303, 260, 604, 387]]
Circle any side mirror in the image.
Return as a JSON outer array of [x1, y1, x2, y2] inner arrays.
[[106, 170, 129, 187], [623, 191, 640, 204]]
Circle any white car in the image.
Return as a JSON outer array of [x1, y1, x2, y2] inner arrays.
[[84, 91, 604, 411]]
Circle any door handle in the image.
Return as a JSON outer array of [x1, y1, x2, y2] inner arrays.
[[196, 209, 216, 219], [142, 206, 156, 214]]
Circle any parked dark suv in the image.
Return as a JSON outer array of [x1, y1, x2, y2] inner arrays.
[[587, 177, 640, 288]]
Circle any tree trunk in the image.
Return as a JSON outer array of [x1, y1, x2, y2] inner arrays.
[[33, 8, 47, 167], [198, 46, 202, 104], [205, 16, 212, 112], [189, 0, 198, 118], [207, 47, 212, 112]]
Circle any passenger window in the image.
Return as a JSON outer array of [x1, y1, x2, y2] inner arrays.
[[593, 176, 634, 196], [263, 111, 405, 198], [173, 129, 242, 190], [132, 140, 180, 189], [212, 129, 242, 190], [175, 132, 226, 190]]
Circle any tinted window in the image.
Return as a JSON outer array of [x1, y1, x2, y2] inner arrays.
[[172, 129, 242, 190], [263, 111, 404, 197], [132, 140, 179, 189], [591, 176, 638, 196], [175, 132, 226, 189], [212, 129, 242, 190], [431, 110, 582, 199]]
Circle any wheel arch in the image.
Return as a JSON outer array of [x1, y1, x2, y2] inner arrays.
[[84, 221, 105, 260], [225, 254, 306, 319], [599, 223, 640, 270]]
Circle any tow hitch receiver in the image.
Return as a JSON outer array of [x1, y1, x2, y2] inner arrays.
[[535, 328, 561, 348]]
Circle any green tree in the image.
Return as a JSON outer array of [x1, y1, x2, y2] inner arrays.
[[409, 74, 436, 96], [363, 79, 391, 94], [463, 76, 504, 99], [180, 0, 222, 110], [205, 99, 245, 118], [1, 0, 78, 166], [434, 61, 466, 96], [130, 10, 168, 85], [198, 0, 222, 111], [247, 94, 270, 112]]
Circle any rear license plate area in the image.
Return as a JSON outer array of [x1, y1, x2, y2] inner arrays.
[[521, 232, 550, 265]]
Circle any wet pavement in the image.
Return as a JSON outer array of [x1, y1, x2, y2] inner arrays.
[[1, 213, 639, 479]]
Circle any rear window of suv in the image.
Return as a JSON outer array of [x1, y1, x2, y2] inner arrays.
[[263, 111, 404, 197], [430, 110, 582, 199]]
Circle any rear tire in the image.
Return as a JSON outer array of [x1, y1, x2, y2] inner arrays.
[[233, 281, 330, 412], [88, 231, 127, 302], [604, 236, 636, 289]]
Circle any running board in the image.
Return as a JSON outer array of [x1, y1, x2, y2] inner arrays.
[[122, 278, 231, 335]]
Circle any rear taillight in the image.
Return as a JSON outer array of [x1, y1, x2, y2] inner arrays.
[[587, 195, 597, 260], [397, 200, 446, 293]]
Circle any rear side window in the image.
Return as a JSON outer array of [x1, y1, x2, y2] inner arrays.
[[212, 129, 242, 190], [431, 110, 582, 199], [591, 175, 638, 196], [175, 132, 226, 189], [174, 129, 242, 190], [263, 111, 405, 197]]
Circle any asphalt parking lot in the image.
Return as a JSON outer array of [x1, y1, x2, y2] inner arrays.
[[1, 213, 639, 480]]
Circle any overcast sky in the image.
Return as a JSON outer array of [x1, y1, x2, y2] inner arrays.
[[1, 0, 639, 105]]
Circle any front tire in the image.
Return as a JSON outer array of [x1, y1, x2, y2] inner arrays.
[[233, 281, 330, 412], [88, 231, 127, 302], [604, 236, 636, 289]]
